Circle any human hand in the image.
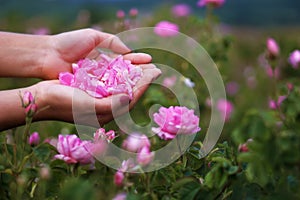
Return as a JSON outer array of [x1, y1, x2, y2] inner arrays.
[[33, 64, 161, 126], [41, 28, 151, 79]]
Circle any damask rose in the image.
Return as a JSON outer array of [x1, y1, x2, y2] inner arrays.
[[59, 54, 142, 99], [54, 134, 106, 165], [152, 106, 201, 140]]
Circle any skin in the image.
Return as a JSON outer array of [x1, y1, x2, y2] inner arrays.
[[0, 29, 161, 131]]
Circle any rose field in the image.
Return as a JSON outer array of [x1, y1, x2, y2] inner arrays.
[[0, 0, 300, 199]]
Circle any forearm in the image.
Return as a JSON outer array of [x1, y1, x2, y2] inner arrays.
[[0, 32, 50, 78]]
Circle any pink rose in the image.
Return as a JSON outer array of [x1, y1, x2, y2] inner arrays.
[[266, 38, 280, 58], [114, 171, 124, 186], [197, 0, 225, 8], [122, 133, 150, 153], [54, 134, 94, 165], [288, 50, 300, 69], [22, 91, 34, 108], [152, 106, 201, 140], [25, 103, 38, 118], [217, 99, 233, 121], [28, 132, 40, 146], [269, 96, 286, 110], [137, 146, 154, 166], [116, 10, 125, 19], [172, 4, 191, 17], [129, 8, 138, 17], [59, 54, 142, 99], [154, 21, 179, 37], [94, 128, 116, 142]]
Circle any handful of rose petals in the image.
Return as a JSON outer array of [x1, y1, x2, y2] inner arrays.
[[59, 54, 142, 99]]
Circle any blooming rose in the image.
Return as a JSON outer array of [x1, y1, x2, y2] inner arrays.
[[152, 106, 201, 140], [54, 134, 98, 165], [197, 0, 225, 8], [54, 134, 93, 164], [288, 50, 300, 69], [154, 21, 179, 37], [59, 54, 142, 99]]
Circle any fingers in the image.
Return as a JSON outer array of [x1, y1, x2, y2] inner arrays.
[[97, 32, 131, 54], [123, 53, 152, 64]]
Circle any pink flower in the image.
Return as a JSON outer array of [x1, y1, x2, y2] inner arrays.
[[266, 38, 280, 59], [28, 132, 40, 146], [269, 96, 286, 110], [114, 171, 124, 186], [59, 54, 142, 99], [137, 146, 154, 166], [122, 133, 150, 152], [119, 159, 136, 172], [197, 0, 225, 8], [94, 128, 116, 142], [287, 82, 294, 92], [225, 81, 239, 96], [25, 103, 38, 118], [113, 193, 127, 200], [265, 65, 280, 79], [288, 50, 300, 69], [116, 10, 125, 19], [129, 8, 138, 17], [172, 4, 191, 17], [217, 99, 233, 121], [22, 91, 34, 108], [162, 75, 177, 88], [54, 134, 94, 165], [154, 21, 179, 37], [152, 106, 201, 140]]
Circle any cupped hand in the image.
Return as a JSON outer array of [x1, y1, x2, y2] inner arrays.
[[34, 64, 161, 127], [41, 28, 152, 79]]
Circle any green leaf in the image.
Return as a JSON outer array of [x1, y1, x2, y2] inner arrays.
[[178, 181, 201, 200], [171, 177, 197, 191], [33, 143, 52, 162]]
